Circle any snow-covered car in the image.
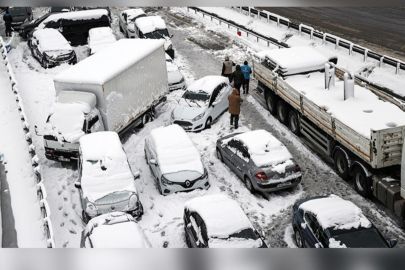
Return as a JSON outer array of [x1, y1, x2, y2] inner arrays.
[[184, 194, 267, 248], [49, 7, 74, 13], [166, 55, 186, 91], [75, 132, 144, 223], [292, 195, 396, 248], [134, 16, 174, 58], [119, 8, 146, 38], [216, 130, 302, 194], [170, 76, 232, 131], [87, 27, 117, 55], [144, 124, 210, 195], [28, 28, 77, 68], [80, 212, 151, 248]]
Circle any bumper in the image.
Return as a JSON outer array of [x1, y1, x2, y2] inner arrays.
[[166, 48, 175, 59], [160, 177, 210, 196], [169, 81, 186, 91], [84, 202, 144, 223], [44, 56, 77, 68], [170, 116, 206, 132], [44, 147, 79, 162], [254, 176, 302, 193], [11, 23, 23, 30]]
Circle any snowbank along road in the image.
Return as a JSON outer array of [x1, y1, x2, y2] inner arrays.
[[4, 7, 405, 248]]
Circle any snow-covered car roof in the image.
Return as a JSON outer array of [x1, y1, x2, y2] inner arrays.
[[57, 91, 97, 108], [185, 194, 254, 239], [148, 124, 204, 175], [187, 76, 229, 95], [32, 29, 72, 52], [79, 132, 137, 202], [135, 16, 167, 34], [88, 27, 117, 54], [123, 8, 145, 21], [299, 195, 372, 230], [44, 102, 91, 143], [255, 47, 329, 75], [39, 9, 109, 28], [166, 62, 183, 84], [224, 130, 293, 168], [83, 212, 151, 248], [53, 39, 165, 85]]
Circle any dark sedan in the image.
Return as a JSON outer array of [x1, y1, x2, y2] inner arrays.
[[8, 7, 33, 30]]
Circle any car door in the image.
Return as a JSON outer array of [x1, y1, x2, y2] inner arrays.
[[303, 213, 323, 248], [231, 141, 250, 178], [208, 86, 221, 120], [216, 83, 230, 114], [222, 139, 239, 171]]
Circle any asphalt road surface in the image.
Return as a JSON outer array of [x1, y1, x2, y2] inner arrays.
[[259, 7, 405, 61]]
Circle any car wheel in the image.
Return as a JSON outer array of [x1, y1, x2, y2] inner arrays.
[[244, 176, 255, 193], [205, 117, 212, 129], [157, 178, 163, 195], [288, 110, 300, 135], [334, 150, 349, 180], [82, 210, 89, 224], [216, 148, 223, 162], [352, 166, 371, 198], [185, 228, 192, 248], [119, 23, 124, 33], [294, 228, 304, 248], [277, 100, 289, 125], [265, 91, 277, 115]]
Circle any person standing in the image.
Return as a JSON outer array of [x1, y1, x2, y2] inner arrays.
[[241, 61, 252, 94], [221, 55, 235, 80], [3, 9, 13, 37], [230, 65, 246, 94], [228, 88, 243, 129]]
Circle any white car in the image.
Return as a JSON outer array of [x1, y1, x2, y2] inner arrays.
[[75, 132, 143, 223], [144, 124, 210, 196], [118, 8, 146, 38], [80, 212, 152, 248], [87, 27, 117, 55], [166, 54, 185, 91], [170, 76, 232, 131]]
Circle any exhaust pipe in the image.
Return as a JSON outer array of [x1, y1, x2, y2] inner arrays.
[[344, 72, 355, 100]]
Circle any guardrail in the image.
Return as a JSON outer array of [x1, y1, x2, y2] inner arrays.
[[0, 36, 55, 248], [185, 7, 405, 110]]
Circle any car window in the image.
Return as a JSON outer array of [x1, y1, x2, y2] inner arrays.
[[87, 115, 101, 133], [318, 229, 329, 247], [304, 213, 317, 232]]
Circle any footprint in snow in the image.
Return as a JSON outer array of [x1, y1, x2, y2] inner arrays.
[[60, 222, 64, 227], [58, 205, 63, 211], [71, 189, 75, 194], [69, 228, 77, 234], [62, 185, 66, 190], [176, 222, 184, 227], [63, 212, 68, 218], [58, 190, 63, 196], [63, 241, 69, 248], [163, 241, 169, 248], [161, 231, 165, 237], [63, 196, 68, 202], [70, 219, 77, 226], [257, 202, 264, 208]]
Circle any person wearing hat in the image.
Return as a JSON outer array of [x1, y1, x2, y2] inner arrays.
[[230, 65, 246, 94], [3, 8, 13, 37], [221, 55, 235, 80], [228, 88, 244, 129]]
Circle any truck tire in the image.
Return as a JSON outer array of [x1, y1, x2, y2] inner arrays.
[[288, 110, 300, 135], [265, 91, 277, 115], [352, 166, 371, 198], [277, 100, 289, 125], [334, 150, 349, 180]]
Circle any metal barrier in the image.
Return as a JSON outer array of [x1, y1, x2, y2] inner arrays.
[[185, 7, 405, 109], [0, 37, 55, 248]]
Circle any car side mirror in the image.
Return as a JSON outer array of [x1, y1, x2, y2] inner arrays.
[[212, 101, 219, 107], [74, 182, 81, 189], [34, 125, 43, 136], [390, 239, 397, 248], [170, 34, 173, 38], [149, 159, 157, 165], [133, 171, 140, 180]]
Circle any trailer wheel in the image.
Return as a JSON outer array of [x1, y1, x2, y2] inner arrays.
[[277, 100, 289, 125], [265, 91, 277, 115], [288, 110, 300, 135], [334, 150, 349, 180], [352, 166, 371, 198]]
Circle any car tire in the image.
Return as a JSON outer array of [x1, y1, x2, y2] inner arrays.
[[82, 210, 89, 224], [294, 228, 304, 248], [157, 178, 163, 195], [265, 91, 277, 115], [277, 100, 289, 125], [119, 23, 124, 33], [185, 228, 192, 248], [216, 148, 223, 162], [288, 110, 300, 135], [244, 176, 255, 194], [205, 117, 212, 129], [352, 165, 371, 198], [334, 150, 349, 180]]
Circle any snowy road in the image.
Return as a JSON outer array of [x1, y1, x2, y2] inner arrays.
[[6, 7, 405, 248]]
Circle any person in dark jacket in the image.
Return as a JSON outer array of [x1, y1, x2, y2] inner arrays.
[[228, 88, 244, 129], [221, 55, 235, 80], [230, 65, 246, 93], [241, 61, 252, 94], [3, 9, 13, 37]]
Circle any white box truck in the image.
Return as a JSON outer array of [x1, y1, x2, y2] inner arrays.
[[41, 39, 168, 162], [253, 46, 405, 221]]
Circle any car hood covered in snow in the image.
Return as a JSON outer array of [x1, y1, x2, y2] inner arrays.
[[173, 104, 206, 120], [166, 62, 183, 84]]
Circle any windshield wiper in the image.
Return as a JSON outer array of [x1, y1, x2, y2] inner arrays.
[[184, 98, 192, 107], [190, 100, 201, 108]]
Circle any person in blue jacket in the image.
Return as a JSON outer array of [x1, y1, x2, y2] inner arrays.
[[241, 61, 252, 95], [3, 9, 13, 37]]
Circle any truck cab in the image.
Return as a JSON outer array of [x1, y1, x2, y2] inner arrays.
[[43, 91, 104, 162]]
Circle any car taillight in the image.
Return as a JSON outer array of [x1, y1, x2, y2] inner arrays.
[[255, 172, 267, 180], [295, 164, 301, 172], [45, 149, 54, 155]]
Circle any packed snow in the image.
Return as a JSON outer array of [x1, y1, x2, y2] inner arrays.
[[208, 237, 263, 248], [135, 16, 167, 34], [147, 124, 204, 175], [79, 132, 137, 202], [38, 9, 109, 28], [88, 27, 117, 54], [187, 75, 229, 94], [124, 8, 145, 21], [32, 29, 72, 53], [299, 195, 372, 230], [53, 39, 165, 85], [328, 238, 347, 248]]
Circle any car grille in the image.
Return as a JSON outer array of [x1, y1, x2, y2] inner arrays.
[[178, 178, 200, 188], [57, 53, 73, 61], [174, 120, 192, 127]]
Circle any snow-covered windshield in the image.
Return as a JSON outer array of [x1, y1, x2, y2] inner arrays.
[[142, 29, 169, 39], [330, 227, 388, 248], [226, 228, 259, 240], [130, 14, 146, 22], [9, 7, 28, 16], [182, 90, 210, 102]]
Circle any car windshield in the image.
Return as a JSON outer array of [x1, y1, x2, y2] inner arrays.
[[9, 7, 27, 16], [130, 14, 146, 22], [51, 7, 70, 12], [35, 14, 50, 24], [227, 228, 259, 240], [330, 227, 389, 248], [182, 90, 210, 102], [143, 29, 169, 39]]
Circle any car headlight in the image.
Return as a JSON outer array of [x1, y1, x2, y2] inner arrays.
[[161, 175, 174, 185], [124, 194, 139, 211], [178, 77, 185, 84], [167, 44, 173, 51], [86, 202, 98, 217], [197, 168, 208, 180], [192, 112, 205, 122]]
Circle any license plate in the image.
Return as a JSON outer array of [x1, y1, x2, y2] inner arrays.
[[277, 181, 291, 188], [181, 126, 190, 130], [169, 86, 177, 90], [58, 157, 70, 162]]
